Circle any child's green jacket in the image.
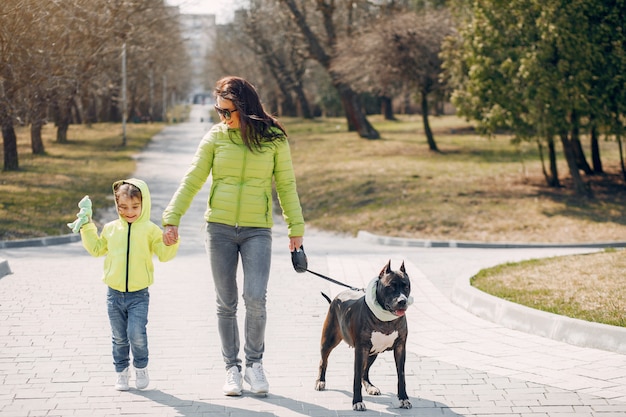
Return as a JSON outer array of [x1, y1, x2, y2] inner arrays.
[[81, 178, 179, 292]]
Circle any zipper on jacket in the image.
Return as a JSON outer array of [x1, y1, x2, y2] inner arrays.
[[125, 223, 131, 292], [235, 146, 247, 226]]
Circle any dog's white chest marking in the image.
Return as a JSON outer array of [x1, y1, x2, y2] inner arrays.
[[370, 330, 399, 354]]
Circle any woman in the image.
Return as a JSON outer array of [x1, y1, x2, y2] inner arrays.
[[162, 76, 304, 396]]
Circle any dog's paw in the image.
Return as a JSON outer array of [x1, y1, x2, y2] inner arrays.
[[314, 380, 326, 391], [363, 382, 381, 395], [398, 399, 412, 409], [353, 402, 367, 411]]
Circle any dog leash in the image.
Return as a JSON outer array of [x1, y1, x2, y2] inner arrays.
[[303, 268, 364, 292], [291, 246, 364, 292]]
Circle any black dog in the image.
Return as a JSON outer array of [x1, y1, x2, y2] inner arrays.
[[314, 260, 412, 411]]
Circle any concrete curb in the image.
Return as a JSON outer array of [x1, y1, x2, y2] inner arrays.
[[0, 233, 81, 249], [0, 233, 81, 278], [451, 277, 626, 354], [356, 230, 626, 249]]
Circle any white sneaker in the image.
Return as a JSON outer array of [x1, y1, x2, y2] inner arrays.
[[223, 366, 243, 396], [115, 367, 129, 391], [135, 367, 149, 390], [244, 363, 269, 394]]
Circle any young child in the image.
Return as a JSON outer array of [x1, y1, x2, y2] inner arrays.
[[68, 178, 179, 391]]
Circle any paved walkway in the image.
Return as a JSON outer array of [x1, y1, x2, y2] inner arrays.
[[2, 112, 626, 416]]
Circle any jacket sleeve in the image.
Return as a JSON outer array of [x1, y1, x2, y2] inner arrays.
[[162, 131, 215, 226], [150, 224, 179, 262], [273, 138, 305, 237], [80, 222, 108, 257]]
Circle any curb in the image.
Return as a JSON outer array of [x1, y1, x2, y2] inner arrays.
[[0, 233, 81, 249], [356, 230, 626, 249], [451, 277, 626, 354], [0, 233, 81, 279]]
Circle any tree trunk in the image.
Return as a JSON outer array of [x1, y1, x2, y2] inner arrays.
[[560, 132, 592, 198], [294, 84, 313, 119], [2, 115, 19, 171], [30, 99, 46, 154], [547, 136, 560, 187], [380, 96, 394, 120], [618, 133, 625, 181], [590, 123, 603, 174], [31, 120, 45, 155], [570, 111, 593, 175], [421, 92, 438, 152], [336, 83, 379, 139], [53, 99, 71, 144]]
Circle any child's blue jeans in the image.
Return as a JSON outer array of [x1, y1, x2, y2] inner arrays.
[[106, 287, 150, 372]]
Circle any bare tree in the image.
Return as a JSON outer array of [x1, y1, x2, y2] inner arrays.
[[278, 0, 380, 139], [333, 9, 454, 151], [242, 0, 313, 118]]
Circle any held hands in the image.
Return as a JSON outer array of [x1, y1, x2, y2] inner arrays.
[[67, 195, 92, 233], [163, 225, 179, 246]]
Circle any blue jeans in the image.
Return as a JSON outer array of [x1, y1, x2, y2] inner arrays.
[[106, 287, 150, 372], [205, 222, 272, 371]]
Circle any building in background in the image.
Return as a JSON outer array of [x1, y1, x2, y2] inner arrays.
[[177, 12, 216, 103]]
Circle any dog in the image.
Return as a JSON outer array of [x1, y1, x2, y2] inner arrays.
[[314, 260, 412, 411]]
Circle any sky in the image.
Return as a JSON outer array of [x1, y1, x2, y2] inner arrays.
[[166, 0, 241, 24]]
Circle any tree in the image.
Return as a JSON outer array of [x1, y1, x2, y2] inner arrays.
[[242, 0, 313, 118], [333, 9, 454, 151], [444, 0, 626, 197], [278, 0, 380, 139], [0, 0, 47, 170]]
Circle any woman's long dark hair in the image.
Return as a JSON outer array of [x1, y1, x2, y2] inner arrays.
[[214, 76, 286, 152]]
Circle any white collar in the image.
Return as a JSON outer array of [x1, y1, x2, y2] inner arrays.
[[364, 278, 413, 322]]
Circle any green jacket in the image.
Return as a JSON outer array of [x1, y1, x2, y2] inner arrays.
[[81, 178, 179, 292], [162, 124, 305, 237]]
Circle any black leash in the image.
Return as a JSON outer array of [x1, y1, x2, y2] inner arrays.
[[291, 246, 364, 292], [303, 268, 364, 292]]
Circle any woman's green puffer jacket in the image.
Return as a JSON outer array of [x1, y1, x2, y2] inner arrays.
[[162, 123, 305, 237]]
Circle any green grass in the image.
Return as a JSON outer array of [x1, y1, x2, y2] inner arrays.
[[0, 122, 164, 239], [283, 115, 626, 243], [471, 249, 626, 327]]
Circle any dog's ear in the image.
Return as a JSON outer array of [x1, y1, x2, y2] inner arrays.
[[379, 260, 392, 277], [400, 261, 406, 275]]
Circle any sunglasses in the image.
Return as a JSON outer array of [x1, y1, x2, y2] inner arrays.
[[214, 105, 238, 120]]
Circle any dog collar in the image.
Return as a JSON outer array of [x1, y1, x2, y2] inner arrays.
[[364, 278, 413, 322]]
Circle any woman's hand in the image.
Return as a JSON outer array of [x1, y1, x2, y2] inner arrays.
[[163, 225, 179, 246], [289, 236, 303, 251]]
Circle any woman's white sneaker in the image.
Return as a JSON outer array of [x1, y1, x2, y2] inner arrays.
[[223, 366, 243, 396], [244, 363, 269, 394]]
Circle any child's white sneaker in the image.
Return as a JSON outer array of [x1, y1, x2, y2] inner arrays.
[[223, 366, 243, 396], [115, 367, 129, 391], [135, 367, 149, 390]]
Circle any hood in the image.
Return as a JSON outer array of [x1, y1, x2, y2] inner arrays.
[[112, 178, 151, 224]]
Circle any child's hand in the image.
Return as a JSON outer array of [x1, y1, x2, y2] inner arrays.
[[67, 195, 93, 233], [163, 225, 178, 246]]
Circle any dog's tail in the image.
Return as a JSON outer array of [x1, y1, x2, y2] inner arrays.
[[320, 292, 331, 304]]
